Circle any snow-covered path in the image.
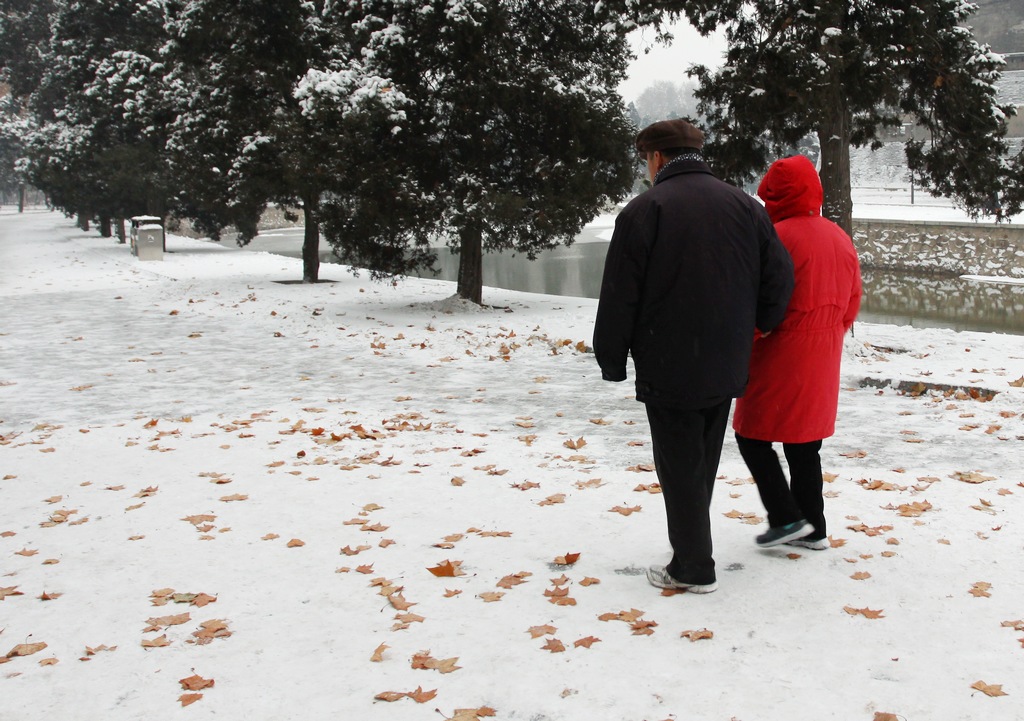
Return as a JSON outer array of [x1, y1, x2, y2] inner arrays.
[[2, 211, 1022, 721]]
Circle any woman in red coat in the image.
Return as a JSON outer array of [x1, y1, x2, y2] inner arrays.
[[733, 154, 862, 550]]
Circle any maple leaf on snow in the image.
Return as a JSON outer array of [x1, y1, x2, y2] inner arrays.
[[610, 505, 642, 516], [179, 693, 203, 707], [448, 708, 497, 721], [412, 651, 461, 674], [370, 643, 389, 662], [541, 638, 566, 653], [971, 680, 1008, 697], [843, 606, 885, 619], [528, 625, 557, 639], [5, 642, 47, 659], [428, 560, 465, 578], [374, 686, 437, 704], [0, 586, 24, 601], [180, 674, 215, 691], [680, 628, 714, 642], [969, 582, 993, 598], [497, 572, 531, 589]]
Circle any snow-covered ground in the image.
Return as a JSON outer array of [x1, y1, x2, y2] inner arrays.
[[2, 210, 1023, 721]]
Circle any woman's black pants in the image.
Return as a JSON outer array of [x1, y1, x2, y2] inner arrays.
[[734, 433, 826, 540]]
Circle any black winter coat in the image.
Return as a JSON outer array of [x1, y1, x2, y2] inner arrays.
[[593, 159, 794, 409]]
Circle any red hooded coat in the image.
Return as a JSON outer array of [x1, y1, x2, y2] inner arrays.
[[732, 155, 862, 443]]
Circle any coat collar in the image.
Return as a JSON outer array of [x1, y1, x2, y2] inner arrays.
[[653, 154, 713, 185]]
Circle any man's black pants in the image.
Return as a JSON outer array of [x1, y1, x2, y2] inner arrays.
[[734, 434, 826, 540], [645, 399, 731, 586]]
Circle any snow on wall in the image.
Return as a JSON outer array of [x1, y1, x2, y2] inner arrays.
[[853, 219, 1024, 277]]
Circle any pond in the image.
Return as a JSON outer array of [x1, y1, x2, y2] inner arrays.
[[413, 238, 1024, 336], [241, 227, 1024, 336]]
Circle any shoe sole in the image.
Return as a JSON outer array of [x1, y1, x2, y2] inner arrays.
[[646, 568, 718, 593], [757, 523, 813, 548], [786, 538, 829, 550]]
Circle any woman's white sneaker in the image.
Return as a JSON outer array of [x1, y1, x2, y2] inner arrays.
[[786, 536, 830, 551]]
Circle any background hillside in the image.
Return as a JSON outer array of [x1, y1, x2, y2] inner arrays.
[[973, 0, 1024, 53]]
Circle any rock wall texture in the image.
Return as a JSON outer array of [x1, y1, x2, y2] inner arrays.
[[852, 220, 1024, 277]]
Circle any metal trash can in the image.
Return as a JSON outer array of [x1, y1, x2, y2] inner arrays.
[[136, 224, 164, 261], [130, 215, 162, 256]]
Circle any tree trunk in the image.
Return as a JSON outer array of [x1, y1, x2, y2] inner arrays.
[[116, 218, 127, 244], [456, 224, 483, 305], [301, 197, 320, 283], [817, 7, 854, 238], [100, 217, 112, 238], [77, 213, 90, 231], [18, 185, 25, 213], [818, 113, 853, 238]]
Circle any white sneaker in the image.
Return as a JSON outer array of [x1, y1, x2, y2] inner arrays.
[[786, 537, 829, 551], [646, 565, 718, 593]]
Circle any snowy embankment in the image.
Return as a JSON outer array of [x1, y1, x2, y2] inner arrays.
[[1, 211, 1022, 721]]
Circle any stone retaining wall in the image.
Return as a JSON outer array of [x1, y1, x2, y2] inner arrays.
[[852, 219, 1024, 277]]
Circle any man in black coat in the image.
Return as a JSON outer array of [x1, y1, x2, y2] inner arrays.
[[594, 119, 794, 593]]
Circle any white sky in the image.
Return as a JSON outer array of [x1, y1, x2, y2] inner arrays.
[[618, 20, 726, 104]]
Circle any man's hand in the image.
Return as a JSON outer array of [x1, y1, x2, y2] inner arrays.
[[601, 368, 627, 382]]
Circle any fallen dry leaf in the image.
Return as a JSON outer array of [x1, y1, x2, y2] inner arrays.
[[411, 651, 461, 674], [497, 572, 531, 589], [0, 587, 24, 601], [370, 643, 389, 662], [141, 635, 170, 649], [541, 638, 566, 653], [969, 582, 992, 598], [951, 471, 996, 484], [680, 628, 714, 642], [6, 642, 47, 658], [179, 693, 203, 707], [427, 560, 465, 578], [573, 636, 601, 649], [528, 625, 557, 639], [971, 680, 1008, 697], [146, 612, 190, 629], [179, 674, 215, 691], [448, 708, 497, 721], [553, 552, 580, 566], [610, 505, 642, 516], [408, 686, 439, 703], [843, 606, 885, 619], [375, 691, 407, 703]]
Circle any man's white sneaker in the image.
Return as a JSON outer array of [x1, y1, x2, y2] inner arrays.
[[646, 565, 718, 593]]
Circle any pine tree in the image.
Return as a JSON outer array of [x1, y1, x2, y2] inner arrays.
[[0, 97, 32, 211], [650, 0, 1023, 233], [312, 0, 637, 304], [164, 0, 362, 282], [9, 0, 173, 229]]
